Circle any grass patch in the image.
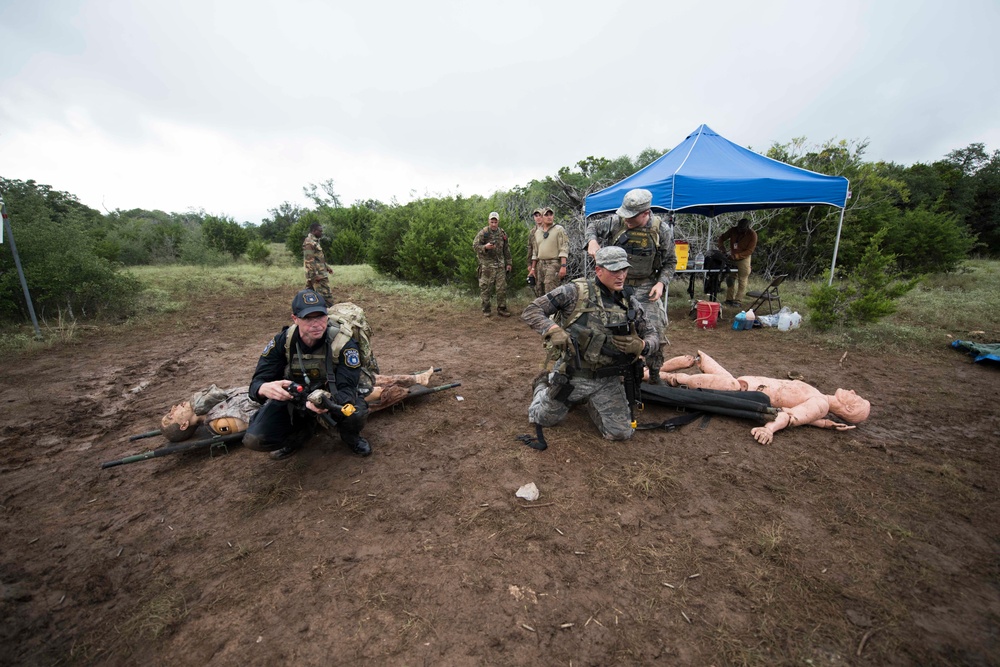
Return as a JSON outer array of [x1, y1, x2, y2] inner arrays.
[[242, 462, 304, 514], [4, 259, 999, 358], [118, 579, 189, 640], [587, 460, 678, 502], [667, 259, 1000, 353]]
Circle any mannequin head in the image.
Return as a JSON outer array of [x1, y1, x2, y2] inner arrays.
[[832, 388, 871, 423]]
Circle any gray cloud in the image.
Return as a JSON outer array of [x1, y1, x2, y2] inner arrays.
[[2, 0, 998, 222]]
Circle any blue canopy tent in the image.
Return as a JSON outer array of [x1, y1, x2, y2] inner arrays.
[[584, 124, 851, 281]]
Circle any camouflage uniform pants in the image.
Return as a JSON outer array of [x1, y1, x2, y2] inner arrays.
[[306, 270, 333, 304], [528, 374, 633, 441], [478, 263, 507, 312], [627, 278, 668, 380], [536, 258, 563, 296], [628, 279, 668, 333]]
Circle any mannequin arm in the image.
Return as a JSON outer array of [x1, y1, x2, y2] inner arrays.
[[806, 418, 857, 432]]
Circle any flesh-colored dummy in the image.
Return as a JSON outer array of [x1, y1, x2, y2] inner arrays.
[[657, 351, 870, 445]]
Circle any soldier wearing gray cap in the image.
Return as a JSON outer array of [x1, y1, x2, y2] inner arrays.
[[585, 188, 676, 382], [473, 212, 513, 317], [521, 246, 659, 441]]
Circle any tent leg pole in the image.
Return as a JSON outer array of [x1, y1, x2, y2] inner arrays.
[[828, 206, 847, 285]]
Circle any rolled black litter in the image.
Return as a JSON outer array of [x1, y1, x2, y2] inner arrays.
[[639, 383, 776, 424]]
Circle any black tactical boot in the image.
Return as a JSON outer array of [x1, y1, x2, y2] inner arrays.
[[349, 437, 372, 457]]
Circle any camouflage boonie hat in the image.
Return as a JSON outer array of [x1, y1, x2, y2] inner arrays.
[[616, 189, 653, 219], [595, 246, 631, 271]]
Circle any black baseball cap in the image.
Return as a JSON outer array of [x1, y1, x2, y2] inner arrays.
[[292, 289, 328, 317]]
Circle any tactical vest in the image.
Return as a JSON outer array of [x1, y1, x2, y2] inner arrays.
[[477, 226, 508, 264], [608, 216, 662, 280], [282, 322, 373, 396], [560, 278, 635, 371]]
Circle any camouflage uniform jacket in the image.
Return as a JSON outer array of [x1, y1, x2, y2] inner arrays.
[[188, 385, 259, 436], [527, 224, 540, 269], [522, 280, 658, 368], [585, 214, 676, 286], [473, 226, 512, 268], [303, 233, 328, 276]]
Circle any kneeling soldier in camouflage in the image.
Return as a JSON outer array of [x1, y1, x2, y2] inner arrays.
[[521, 247, 659, 441]]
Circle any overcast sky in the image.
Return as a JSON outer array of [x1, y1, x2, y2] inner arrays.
[[2, 0, 998, 224]]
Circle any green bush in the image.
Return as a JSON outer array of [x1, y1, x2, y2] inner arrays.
[[882, 206, 974, 274], [0, 178, 144, 322], [806, 229, 918, 330], [246, 239, 272, 265], [202, 215, 249, 259]]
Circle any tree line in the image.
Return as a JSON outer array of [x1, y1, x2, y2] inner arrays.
[[2, 137, 997, 324]]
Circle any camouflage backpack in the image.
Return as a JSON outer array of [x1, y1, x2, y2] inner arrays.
[[327, 302, 380, 393], [284, 301, 380, 396]]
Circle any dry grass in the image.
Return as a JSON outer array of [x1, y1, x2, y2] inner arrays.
[[586, 460, 678, 502], [241, 461, 305, 514], [118, 580, 189, 641]]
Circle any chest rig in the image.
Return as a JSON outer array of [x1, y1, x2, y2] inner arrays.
[[479, 227, 507, 264], [561, 278, 635, 371], [609, 216, 662, 281], [282, 323, 342, 392]]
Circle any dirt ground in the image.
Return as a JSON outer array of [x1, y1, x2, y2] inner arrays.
[[1, 284, 998, 666]]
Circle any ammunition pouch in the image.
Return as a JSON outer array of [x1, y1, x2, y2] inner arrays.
[[547, 371, 574, 403], [574, 329, 610, 365]]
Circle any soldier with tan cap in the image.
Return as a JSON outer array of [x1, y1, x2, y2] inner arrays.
[[522, 246, 659, 441], [528, 206, 569, 295], [586, 188, 676, 381], [473, 211, 513, 317]]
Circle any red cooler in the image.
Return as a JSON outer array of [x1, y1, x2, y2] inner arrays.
[[696, 300, 720, 329]]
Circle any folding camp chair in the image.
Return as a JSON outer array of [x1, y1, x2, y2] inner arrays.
[[745, 274, 787, 315]]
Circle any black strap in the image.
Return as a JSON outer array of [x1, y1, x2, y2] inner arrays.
[[636, 411, 705, 431]]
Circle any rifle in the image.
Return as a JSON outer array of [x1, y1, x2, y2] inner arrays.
[[605, 318, 644, 429], [100, 432, 244, 469]]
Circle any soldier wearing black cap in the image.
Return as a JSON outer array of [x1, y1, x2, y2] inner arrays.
[[245, 289, 371, 460]]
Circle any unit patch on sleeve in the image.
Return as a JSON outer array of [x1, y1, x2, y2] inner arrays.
[[344, 348, 361, 368], [261, 338, 276, 356]]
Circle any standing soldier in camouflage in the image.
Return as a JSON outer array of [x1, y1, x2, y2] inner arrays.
[[522, 246, 659, 441], [473, 212, 513, 317], [303, 222, 333, 304], [528, 206, 570, 295], [585, 189, 676, 382], [526, 209, 544, 297]]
